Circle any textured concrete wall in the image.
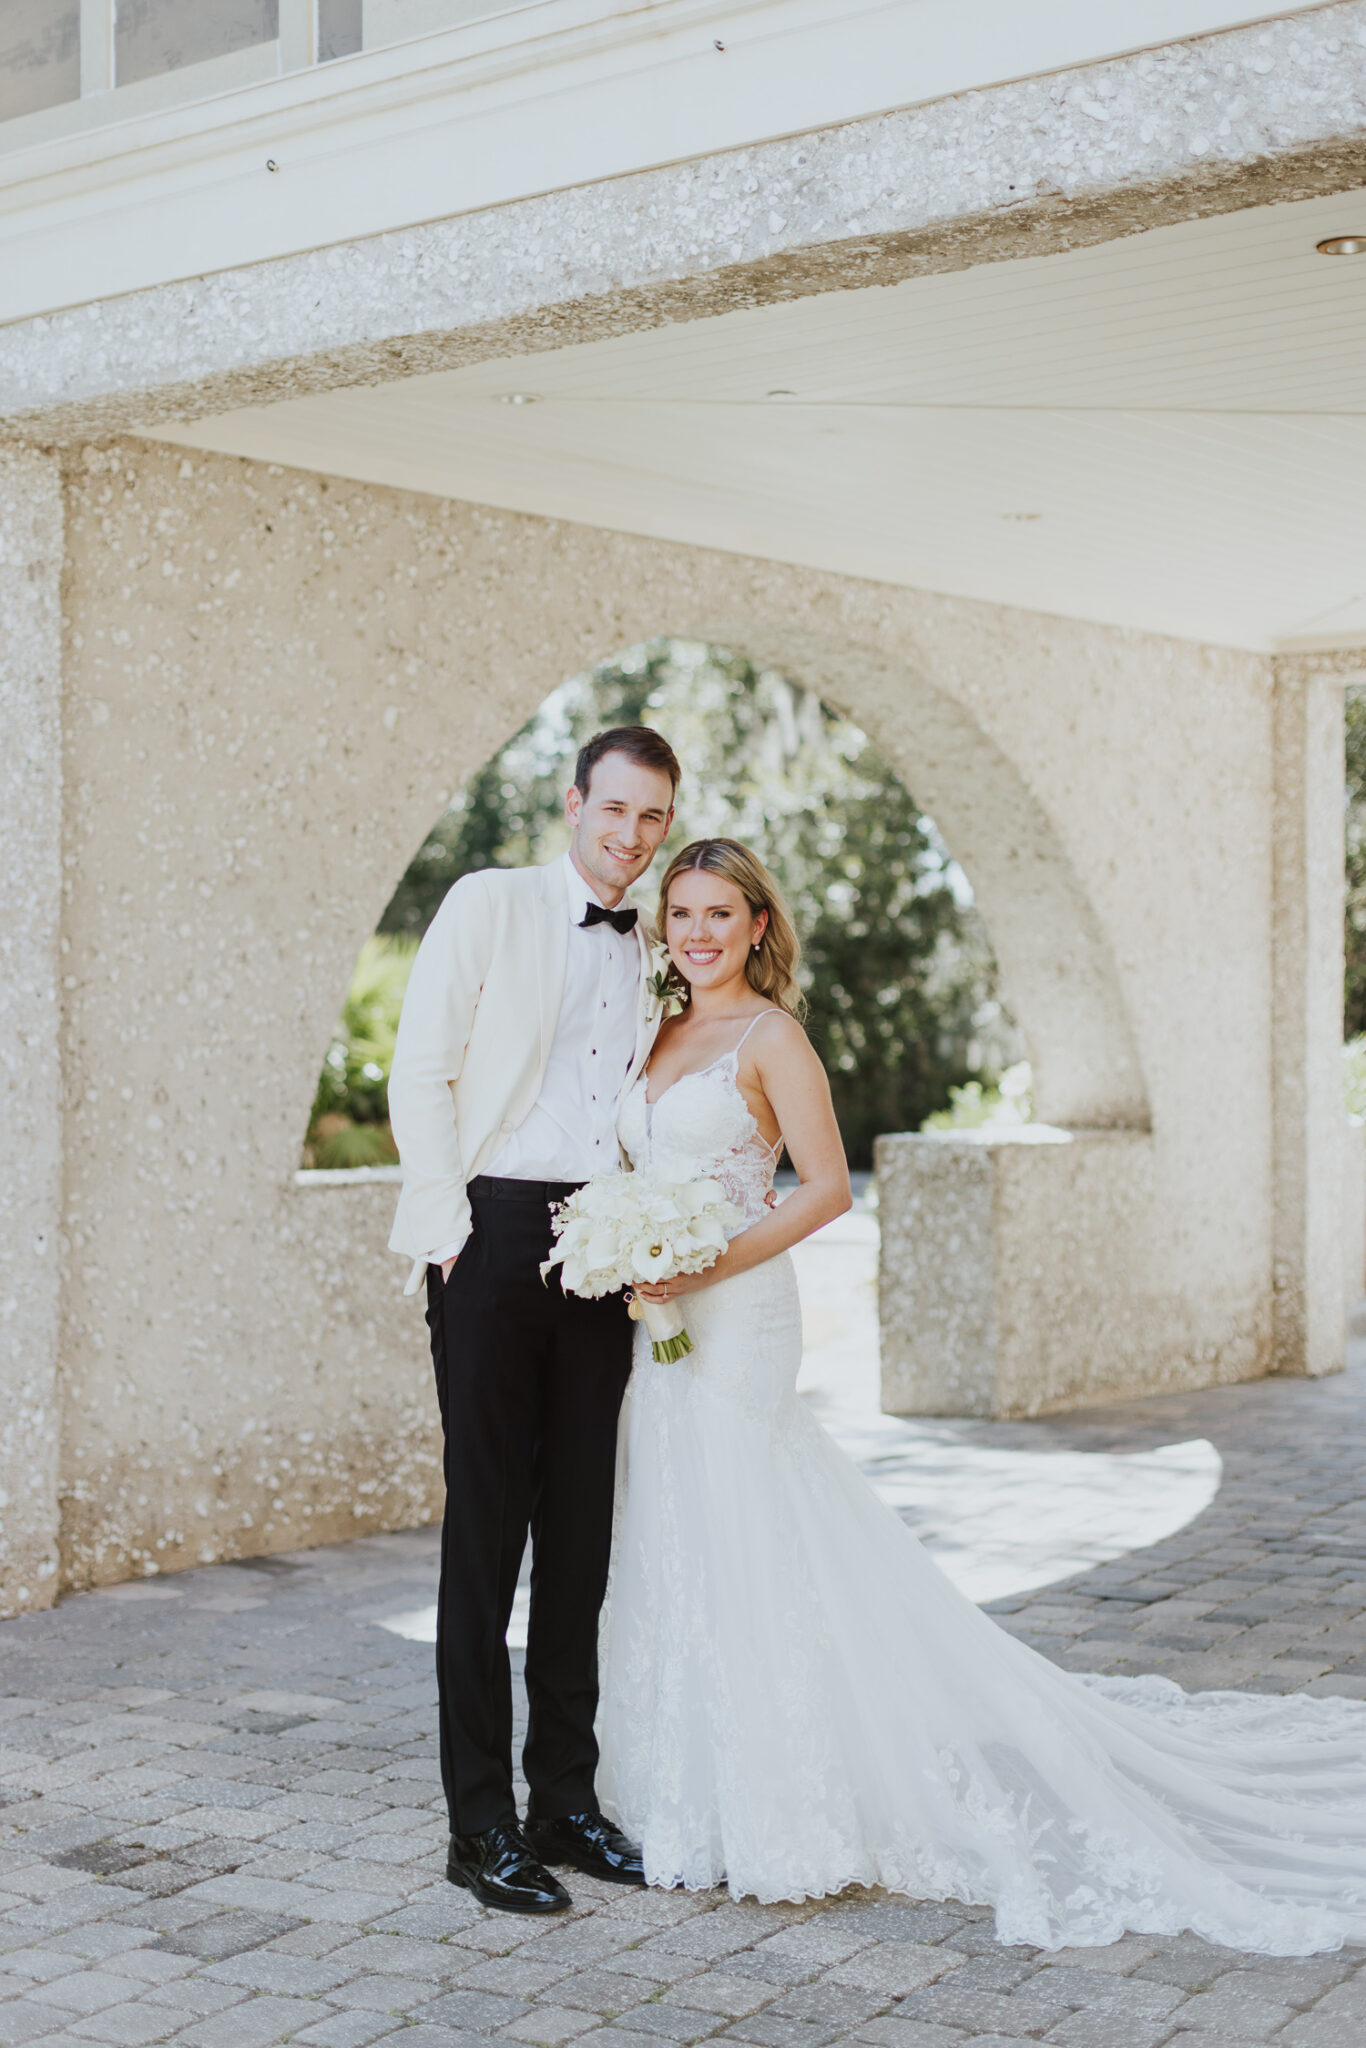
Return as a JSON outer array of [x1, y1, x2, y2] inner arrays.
[[877, 1137, 1002, 1418], [877, 1132, 1161, 1419], [880, 645, 1359, 1416], [0, 446, 63, 1613], [53, 437, 1279, 1590]]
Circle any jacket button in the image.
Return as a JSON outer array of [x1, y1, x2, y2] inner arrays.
[[500, 1120, 513, 1132]]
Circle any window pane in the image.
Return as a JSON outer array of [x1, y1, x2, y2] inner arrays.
[[115, 0, 279, 87], [319, 0, 362, 61], [0, 1, 79, 125]]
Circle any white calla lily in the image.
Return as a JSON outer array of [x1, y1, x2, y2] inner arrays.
[[631, 1237, 674, 1283]]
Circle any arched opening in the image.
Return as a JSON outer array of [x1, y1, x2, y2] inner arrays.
[[301, 638, 1026, 1175]]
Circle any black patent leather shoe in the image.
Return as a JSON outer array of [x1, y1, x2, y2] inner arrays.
[[445, 1820, 571, 1914], [525, 1810, 645, 1887]]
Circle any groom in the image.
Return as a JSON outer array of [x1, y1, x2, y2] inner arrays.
[[386, 726, 680, 1913]]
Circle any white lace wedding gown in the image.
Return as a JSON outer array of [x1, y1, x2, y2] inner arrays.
[[600, 1025, 1366, 1954]]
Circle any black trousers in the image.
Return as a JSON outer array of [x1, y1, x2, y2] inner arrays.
[[424, 1182, 634, 1835]]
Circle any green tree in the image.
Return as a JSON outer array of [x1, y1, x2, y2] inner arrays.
[[314, 640, 1018, 1169], [795, 773, 999, 1163]]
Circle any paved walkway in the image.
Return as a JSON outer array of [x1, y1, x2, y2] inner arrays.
[[5, 1329, 1366, 2048]]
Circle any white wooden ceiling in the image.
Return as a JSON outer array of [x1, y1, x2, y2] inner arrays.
[[151, 183, 1366, 652]]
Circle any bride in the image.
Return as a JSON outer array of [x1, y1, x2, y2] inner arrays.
[[601, 836, 1366, 1956]]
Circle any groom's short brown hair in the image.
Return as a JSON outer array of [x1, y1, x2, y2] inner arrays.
[[574, 725, 681, 798]]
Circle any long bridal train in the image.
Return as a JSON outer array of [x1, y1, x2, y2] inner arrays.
[[599, 1051, 1366, 1956]]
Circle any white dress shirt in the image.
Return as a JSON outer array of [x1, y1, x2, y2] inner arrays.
[[428, 852, 642, 1266]]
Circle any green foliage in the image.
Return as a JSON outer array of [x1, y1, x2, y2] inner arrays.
[[923, 1061, 1034, 1132], [304, 936, 415, 1169], [308, 1119, 402, 1171], [323, 640, 1019, 1170], [1346, 689, 1366, 1041], [1345, 1036, 1366, 1119], [789, 759, 1002, 1166]]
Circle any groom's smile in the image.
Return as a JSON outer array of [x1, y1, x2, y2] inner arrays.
[[564, 750, 676, 906]]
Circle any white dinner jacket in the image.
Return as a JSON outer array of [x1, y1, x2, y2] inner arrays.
[[387, 858, 660, 1295]]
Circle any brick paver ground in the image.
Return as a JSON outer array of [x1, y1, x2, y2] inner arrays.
[[5, 1339, 1366, 2048]]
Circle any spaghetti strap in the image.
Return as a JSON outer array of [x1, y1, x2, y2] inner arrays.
[[730, 1010, 778, 1059], [731, 1012, 787, 1161]]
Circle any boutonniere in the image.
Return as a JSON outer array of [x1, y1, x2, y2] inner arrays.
[[646, 943, 686, 1020]]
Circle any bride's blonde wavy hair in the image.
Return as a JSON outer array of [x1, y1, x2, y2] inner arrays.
[[656, 839, 805, 1019]]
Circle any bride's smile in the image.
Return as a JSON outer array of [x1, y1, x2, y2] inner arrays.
[[665, 868, 768, 988]]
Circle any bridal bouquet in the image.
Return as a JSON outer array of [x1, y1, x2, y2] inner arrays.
[[541, 1170, 743, 1362]]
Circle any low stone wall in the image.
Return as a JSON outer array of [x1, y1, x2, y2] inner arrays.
[[57, 1171, 443, 1591], [876, 1128, 1271, 1420]]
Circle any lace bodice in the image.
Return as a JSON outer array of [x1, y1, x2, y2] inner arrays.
[[618, 1022, 783, 1229]]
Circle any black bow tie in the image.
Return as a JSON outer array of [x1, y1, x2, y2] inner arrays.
[[580, 901, 638, 936]]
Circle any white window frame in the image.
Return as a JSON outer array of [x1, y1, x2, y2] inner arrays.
[[0, 0, 322, 153]]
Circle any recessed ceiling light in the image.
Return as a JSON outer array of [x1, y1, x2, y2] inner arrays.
[[1316, 236, 1366, 255], [766, 389, 797, 401], [497, 392, 541, 405]]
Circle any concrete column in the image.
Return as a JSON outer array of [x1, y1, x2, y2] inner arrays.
[[1271, 656, 1348, 1378], [0, 448, 63, 1615]]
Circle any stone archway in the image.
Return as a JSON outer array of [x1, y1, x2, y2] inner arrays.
[[308, 627, 1147, 1179], [290, 556, 1153, 1175]]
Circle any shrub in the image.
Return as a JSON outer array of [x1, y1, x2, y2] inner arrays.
[[1345, 1036, 1366, 1119], [922, 1061, 1033, 1132], [303, 936, 414, 1169]]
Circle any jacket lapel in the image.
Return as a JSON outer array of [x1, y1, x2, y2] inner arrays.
[[631, 921, 662, 1078], [534, 860, 570, 1073]]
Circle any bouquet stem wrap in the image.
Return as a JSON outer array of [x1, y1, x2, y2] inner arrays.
[[539, 1169, 743, 1366], [634, 1295, 693, 1364]]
